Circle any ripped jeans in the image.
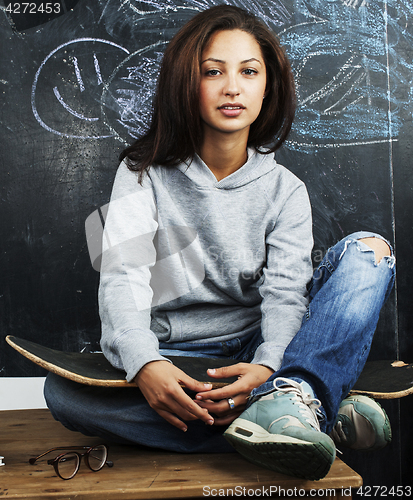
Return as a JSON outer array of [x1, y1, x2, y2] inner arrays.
[[44, 231, 395, 451], [249, 231, 395, 433]]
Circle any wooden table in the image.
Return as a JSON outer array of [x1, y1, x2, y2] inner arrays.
[[0, 409, 362, 499]]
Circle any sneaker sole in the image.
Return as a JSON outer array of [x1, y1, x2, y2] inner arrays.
[[224, 419, 335, 481]]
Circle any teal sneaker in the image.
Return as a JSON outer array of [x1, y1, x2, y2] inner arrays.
[[330, 395, 391, 452], [224, 378, 336, 480]]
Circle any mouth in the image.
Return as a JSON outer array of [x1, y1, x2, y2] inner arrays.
[[218, 103, 246, 110], [217, 103, 246, 118]]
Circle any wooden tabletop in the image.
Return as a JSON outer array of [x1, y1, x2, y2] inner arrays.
[[0, 409, 362, 499]]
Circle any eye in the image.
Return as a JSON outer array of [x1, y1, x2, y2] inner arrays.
[[242, 68, 258, 76], [205, 69, 221, 76]]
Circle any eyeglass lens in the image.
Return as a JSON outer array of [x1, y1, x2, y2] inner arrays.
[[87, 444, 107, 471], [57, 453, 80, 480]]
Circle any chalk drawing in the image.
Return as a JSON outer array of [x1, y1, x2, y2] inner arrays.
[[93, 54, 104, 86], [72, 56, 86, 93], [126, 0, 199, 16], [31, 38, 130, 139], [279, 0, 413, 149], [101, 42, 167, 144], [30, 0, 413, 150], [53, 87, 99, 122], [122, 0, 291, 27]]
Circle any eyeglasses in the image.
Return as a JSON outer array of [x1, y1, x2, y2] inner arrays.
[[29, 444, 114, 480]]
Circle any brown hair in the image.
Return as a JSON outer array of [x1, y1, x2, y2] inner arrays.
[[120, 4, 296, 179]]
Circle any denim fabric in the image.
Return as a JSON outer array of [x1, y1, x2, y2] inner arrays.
[[248, 231, 395, 433], [44, 231, 395, 451], [44, 330, 262, 453], [158, 327, 263, 362]]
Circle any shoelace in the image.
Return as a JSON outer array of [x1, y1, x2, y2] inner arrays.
[[273, 377, 322, 431]]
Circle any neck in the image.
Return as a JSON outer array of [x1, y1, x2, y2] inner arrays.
[[199, 129, 249, 181]]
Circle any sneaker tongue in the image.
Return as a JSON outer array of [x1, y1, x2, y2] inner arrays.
[[273, 378, 322, 432], [300, 381, 316, 399], [274, 378, 316, 399]]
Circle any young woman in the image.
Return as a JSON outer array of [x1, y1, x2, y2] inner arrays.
[[45, 5, 395, 481]]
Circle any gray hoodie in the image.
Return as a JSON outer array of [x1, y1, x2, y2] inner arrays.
[[99, 149, 313, 382]]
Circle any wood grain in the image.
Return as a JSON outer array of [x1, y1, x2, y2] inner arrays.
[[0, 409, 362, 499]]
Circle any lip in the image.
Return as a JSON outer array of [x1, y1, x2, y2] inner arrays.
[[218, 103, 246, 117]]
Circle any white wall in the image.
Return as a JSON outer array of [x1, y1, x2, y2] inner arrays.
[[0, 378, 47, 410]]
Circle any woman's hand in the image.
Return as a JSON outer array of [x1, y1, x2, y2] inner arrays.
[[134, 360, 215, 432], [194, 363, 274, 426]]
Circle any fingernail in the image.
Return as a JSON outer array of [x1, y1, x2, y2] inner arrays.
[[203, 383, 212, 389], [182, 427, 188, 432], [207, 419, 214, 425], [207, 369, 216, 375]]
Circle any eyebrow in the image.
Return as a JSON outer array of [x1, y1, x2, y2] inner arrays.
[[201, 57, 262, 65]]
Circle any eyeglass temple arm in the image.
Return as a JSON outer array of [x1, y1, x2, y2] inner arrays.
[[29, 446, 92, 464]]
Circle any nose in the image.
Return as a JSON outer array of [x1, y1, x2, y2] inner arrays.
[[223, 73, 241, 97]]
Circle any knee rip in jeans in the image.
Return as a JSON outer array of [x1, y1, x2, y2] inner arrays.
[[339, 236, 395, 269]]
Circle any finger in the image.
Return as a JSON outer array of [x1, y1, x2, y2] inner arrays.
[[154, 396, 214, 429], [196, 397, 247, 416], [178, 373, 213, 394], [144, 380, 214, 425], [168, 394, 215, 425], [195, 399, 230, 413], [157, 409, 189, 432], [213, 411, 244, 426], [206, 363, 248, 379], [196, 378, 247, 400]]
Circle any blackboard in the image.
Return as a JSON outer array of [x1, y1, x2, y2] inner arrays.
[[1, 0, 410, 370], [1, 0, 412, 487]]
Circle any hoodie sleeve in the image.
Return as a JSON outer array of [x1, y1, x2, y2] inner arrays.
[[98, 162, 169, 382], [252, 181, 313, 372]]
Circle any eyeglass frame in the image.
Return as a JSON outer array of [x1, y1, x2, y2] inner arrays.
[[29, 444, 114, 480]]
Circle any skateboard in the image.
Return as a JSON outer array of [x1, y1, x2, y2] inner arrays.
[[5, 335, 413, 398], [5, 335, 238, 388]]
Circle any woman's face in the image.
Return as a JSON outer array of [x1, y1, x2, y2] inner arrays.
[[199, 29, 267, 141]]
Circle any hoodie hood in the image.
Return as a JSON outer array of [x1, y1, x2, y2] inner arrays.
[[176, 148, 278, 189]]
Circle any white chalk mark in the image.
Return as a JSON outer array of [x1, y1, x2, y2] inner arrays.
[[72, 56, 85, 92], [31, 38, 130, 139], [287, 138, 398, 149], [363, 55, 372, 106], [342, 0, 368, 8], [98, 0, 111, 23], [323, 72, 366, 115], [100, 40, 167, 144], [383, 0, 399, 358], [323, 95, 364, 116], [125, 0, 199, 16], [298, 55, 360, 108], [94, 53, 103, 85], [53, 87, 99, 121]]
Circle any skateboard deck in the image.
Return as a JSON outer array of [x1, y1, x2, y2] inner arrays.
[[5, 335, 413, 398], [5, 335, 238, 388]]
